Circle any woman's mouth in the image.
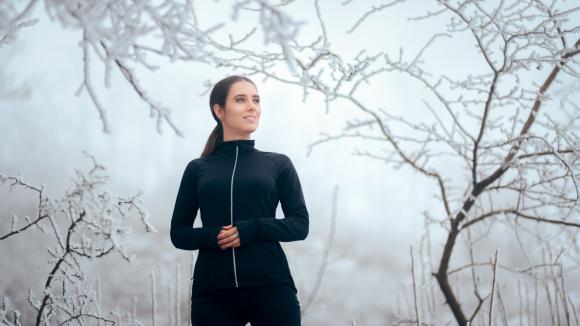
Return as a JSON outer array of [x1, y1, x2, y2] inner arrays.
[[244, 116, 257, 122]]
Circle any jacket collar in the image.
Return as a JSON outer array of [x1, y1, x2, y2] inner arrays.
[[213, 139, 256, 156]]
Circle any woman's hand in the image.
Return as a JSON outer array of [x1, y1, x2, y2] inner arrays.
[[217, 224, 240, 250]]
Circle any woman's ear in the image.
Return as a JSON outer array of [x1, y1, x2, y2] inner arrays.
[[213, 104, 223, 121]]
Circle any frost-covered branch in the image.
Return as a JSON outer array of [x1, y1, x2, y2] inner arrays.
[[0, 151, 155, 325], [0, 0, 39, 47]]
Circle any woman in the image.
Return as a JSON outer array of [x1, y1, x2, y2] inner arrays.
[[170, 75, 309, 326]]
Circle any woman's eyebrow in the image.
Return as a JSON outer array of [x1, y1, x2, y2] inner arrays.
[[234, 94, 260, 98]]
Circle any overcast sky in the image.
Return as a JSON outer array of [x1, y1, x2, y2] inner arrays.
[[1, 1, 578, 325]]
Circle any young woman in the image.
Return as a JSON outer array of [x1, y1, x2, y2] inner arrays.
[[170, 75, 309, 326]]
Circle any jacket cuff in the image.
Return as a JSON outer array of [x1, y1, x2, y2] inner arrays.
[[204, 226, 222, 250], [234, 219, 258, 246]]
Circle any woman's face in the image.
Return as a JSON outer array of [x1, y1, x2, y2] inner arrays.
[[214, 80, 261, 140]]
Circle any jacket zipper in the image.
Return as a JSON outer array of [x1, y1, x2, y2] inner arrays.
[[230, 145, 240, 287]]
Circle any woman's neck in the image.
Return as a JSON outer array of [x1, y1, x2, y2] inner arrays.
[[222, 132, 252, 142]]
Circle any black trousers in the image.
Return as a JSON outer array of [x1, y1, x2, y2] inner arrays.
[[191, 284, 301, 326]]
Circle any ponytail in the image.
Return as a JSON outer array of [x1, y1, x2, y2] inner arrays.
[[201, 123, 223, 158]]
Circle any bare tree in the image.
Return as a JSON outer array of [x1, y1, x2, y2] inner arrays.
[[0, 151, 155, 325], [1, 0, 302, 136], [180, 1, 579, 324]]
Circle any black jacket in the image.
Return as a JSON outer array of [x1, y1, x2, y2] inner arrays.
[[170, 139, 309, 297]]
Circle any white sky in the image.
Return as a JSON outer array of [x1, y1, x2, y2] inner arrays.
[[1, 1, 578, 325]]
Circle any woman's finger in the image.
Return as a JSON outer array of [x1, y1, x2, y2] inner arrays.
[[218, 236, 235, 247], [219, 238, 240, 249]]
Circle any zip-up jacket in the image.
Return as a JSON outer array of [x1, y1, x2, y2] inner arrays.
[[170, 139, 309, 297]]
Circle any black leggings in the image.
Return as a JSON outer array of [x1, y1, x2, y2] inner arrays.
[[191, 285, 301, 326]]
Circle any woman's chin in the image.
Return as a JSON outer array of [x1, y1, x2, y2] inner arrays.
[[241, 124, 259, 133]]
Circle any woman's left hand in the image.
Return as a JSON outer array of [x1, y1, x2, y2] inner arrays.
[[217, 224, 240, 249]]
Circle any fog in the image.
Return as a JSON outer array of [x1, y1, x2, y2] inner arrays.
[[1, 1, 579, 325]]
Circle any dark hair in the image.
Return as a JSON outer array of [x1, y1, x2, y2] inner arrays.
[[200, 75, 256, 158]]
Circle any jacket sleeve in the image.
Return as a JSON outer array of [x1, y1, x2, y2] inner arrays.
[[170, 160, 222, 251], [235, 154, 309, 244]]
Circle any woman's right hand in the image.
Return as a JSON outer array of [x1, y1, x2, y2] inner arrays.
[[217, 224, 240, 250]]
